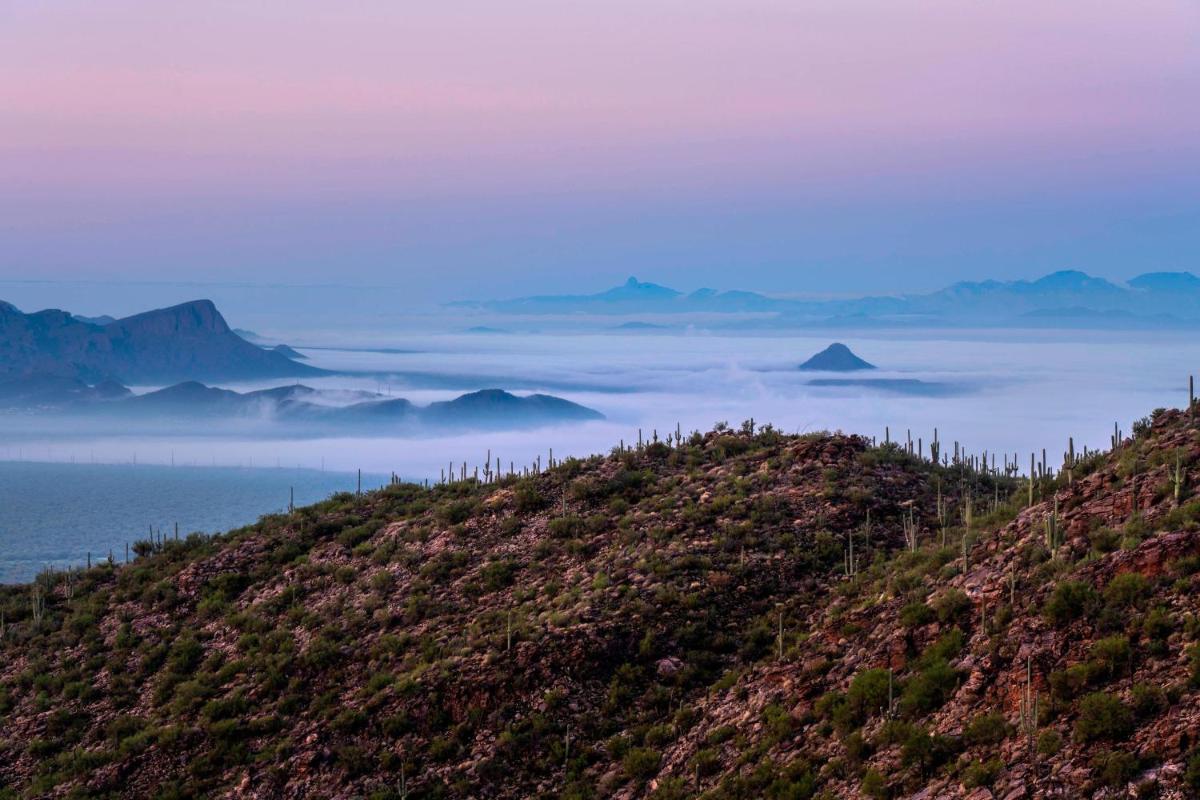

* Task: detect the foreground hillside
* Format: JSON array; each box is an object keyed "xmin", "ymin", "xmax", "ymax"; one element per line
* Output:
[{"xmin": 2, "ymin": 410, "xmax": 1200, "ymax": 798}]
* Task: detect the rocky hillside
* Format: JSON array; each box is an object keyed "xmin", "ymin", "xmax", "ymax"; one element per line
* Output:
[{"xmin": 2, "ymin": 409, "xmax": 1200, "ymax": 799}]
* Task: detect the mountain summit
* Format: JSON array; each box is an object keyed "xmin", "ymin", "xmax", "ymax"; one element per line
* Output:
[
  {"xmin": 798, "ymin": 342, "xmax": 876, "ymax": 371},
  {"xmin": 0, "ymin": 299, "xmax": 322, "ymax": 384}
]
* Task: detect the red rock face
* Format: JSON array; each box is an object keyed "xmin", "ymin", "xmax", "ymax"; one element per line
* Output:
[{"xmin": 1, "ymin": 410, "xmax": 1199, "ymax": 798}]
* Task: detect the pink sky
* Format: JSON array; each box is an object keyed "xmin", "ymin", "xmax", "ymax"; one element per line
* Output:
[{"xmin": 1, "ymin": 0, "xmax": 1198, "ymax": 297}]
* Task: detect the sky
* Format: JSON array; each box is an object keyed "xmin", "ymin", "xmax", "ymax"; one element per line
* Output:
[{"xmin": 1, "ymin": 0, "xmax": 1198, "ymax": 307}]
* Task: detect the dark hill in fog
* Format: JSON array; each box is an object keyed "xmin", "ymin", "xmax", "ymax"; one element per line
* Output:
[
  {"xmin": 75, "ymin": 383, "xmax": 604, "ymax": 432},
  {"xmin": 798, "ymin": 342, "xmax": 876, "ymax": 371},
  {"xmin": 0, "ymin": 299, "xmax": 321, "ymax": 384}
]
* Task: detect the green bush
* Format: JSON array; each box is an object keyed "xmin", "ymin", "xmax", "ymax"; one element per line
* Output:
[
  {"xmin": 1089, "ymin": 527, "xmax": 1121, "ymax": 555},
  {"xmin": 1044, "ymin": 580, "xmax": 1098, "ymax": 627},
  {"xmin": 622, "ymin": 747, "xmax": 661, "ymax": 781},
  {"xmin": 691, "ymin": 748, "xmax": 721, "ymax": 778},
  {"xmin": 762, "ymin": 703, "xmax": 796, "ymax": 741},
  {"xmin": 1089, "ymin": 636, "xmax": 1131, "ymax": 680},
  {"xmin": 845, "ymin": 668, "xmax": 893, "ymax": 722},
  {"xmin": 964, "ymin": 712, "xmax": 1009, "ymax": 746},
  {"xmin": 548, "ymin": 515, "xmax": 584, "ymax": 539},
  {"xmin": 1049, "ymin": 663, "xmax": 1093, "ymax": 701},
  {"xmin": 933, "ymin": 589, "xmax": 972, "ymax": 626},
  {"xmin": 479, "ymin": 559, "xmax": 518, "ymax": 591},
  {"xmin": 1091, "ymin": 750, "xmax": 1138, "ymax": 788},
  {"xmin": 1104, "ymin": 573, "xmax": 1150, "ymax": 609},
  {"xmin": 899, "ymin": 726, "xmax": 957, "ymax": 775},
  {"xmin": 899, "ymin": 602, "xmax": 934, "ymax": 628},
  {"xmin": 1075, "ymin": 693, "xmax": 1133, "ymax": 742},
  {"xmin": 512, "ymin": 482, "xmax": 546, "ymax": 512},
  {"xmin": 1036, "ymin": 729, "xmax": 1062, "ymax": 756},
  {"xmin": 1142, "ymin": 606, "xmax": 1174, "ymax": 645},
  {"xmin": 900, "ymin": 659, "xmax": 958, "ymax": 716},
  {"xmin": 1130, "ymin": 683, "xmax": 1166, "ymax": 718},
  {"xmin": 919, "ymin": 628, "xmax": 965, "ymax": 666},
  {"xmin": 961, "ymin": 758, "xmax": 1002, "ymax": 789},
  {"xmin": 437, "ymin": 499, "xmax": 476, "ymax": 525},
  {"xmin": 1185, "ymin": 748, "xmax": 1200, "ymax": 796},
  {"xmin": 861, "ymin": 768, "xmax": 888, "ymax": 799}
]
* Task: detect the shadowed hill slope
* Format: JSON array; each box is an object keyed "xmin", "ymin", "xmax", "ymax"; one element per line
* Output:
[
  {"xmin": 0, "ymin": 299, "xmax": 320, "ymax": 384},
  {"xmin": 2, "ymin": 410, "xmax": 1200, "ymax": 798}
]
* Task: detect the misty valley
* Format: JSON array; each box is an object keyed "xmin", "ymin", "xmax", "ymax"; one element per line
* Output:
[{"xmin": 2, "ymin": 282, "xmax": 1198, "ymax": 589}]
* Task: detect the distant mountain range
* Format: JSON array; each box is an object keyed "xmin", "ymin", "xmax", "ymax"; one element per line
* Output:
[
  {"xmin": 450, "ymin": 276, "xmax": 790, "ymax": 315},
  {"xmin": 0, "ymin": 379, "xmax": 603, "ymax": 432},
  {"xmin": 453, "ymin": 270, "xmax": 1200, "ymax": 328},
  {"xmin": 0, "ymin": 299, "xmax": 320, "ymax": 385}
]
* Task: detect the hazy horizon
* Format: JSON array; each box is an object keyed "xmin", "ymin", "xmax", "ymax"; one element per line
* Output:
[{"xmin": 3, "ymin": 1, "xmax": 1197, "ymax": 302}]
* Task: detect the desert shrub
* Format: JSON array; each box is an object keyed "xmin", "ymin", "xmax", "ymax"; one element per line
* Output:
[
  {"xmin": 861, "ymin": 768, "xmax": 888, "ymax": 799},
  {"xmin": 845, "ymin": 669, "xmax": 893, "ymax": 723},
  {"xmin": 843, "ymin": 730, "xmax": 869, "ymax": 765},
  {"xmin": 961, "ymin": 758, "xmax": 1003, "ymax": 789},
  {"xmin": 1049, "ymin": 663, "xmax": 1093, "ymax": 701},
  {"xmin": 900, "ymin": 659, "xmax": 958, "ymax": 716},
  {"xmin": 1185, "ymin": 749, "xmax": 1200, "ymax": 796},
  {"xmin": 622, "ymin": 747, "xmax": 661, "ymax": 781},
  {"xmin": 1037, "ymin": 730, "xmax": 1063, "ymax": 756},
  {"xmin": 1142, "ymin": 606, "xmax": 1174, "ymax": 645},
  {"xmin": 1044, "ymin": 580, "xmax": 1098, "ymax": 627},
  {"xmin": 437, "ymin": 499, "xmax": 476, "ymax": 525},
  {"xmin": 1089, "ymin": 527, "xmax": 1121, "ymax": 555},
  {"xmin": 964, "ymin": 712, "xmax": 1009, "ymax": 746},
  {"xmin": 762, "ymin": 703, "xmax": 796, "ymax": 742},
  {"xmin": 1075, "ymin": 693, "xmax": 1133, "ymax": 743},
  {"xmin": 337, "ymin": 523, "xmax": 377, "ymax": 549},
  {"xmin": 919, "ymin": 628, "xmax": 965, "ymax": 666},
  {"xmin": 1130, "ymin": 683, "xmax": 1166, "ymax": 718},
  {"xmin": 1091, "ymin": 750, "xmax": 1138, "ymax": 788},
  {"xmin": 513, "ymin": 482, "xmax": 546, "ymax": 512},
  {"xmin": 548, "ymin": 515, "xmax": 584, "ymax": 539},
  {"xmin": 899, "ymin": 602, "xmax": 934, "ymax": 628},
  {"xmin": 899, "ymin": 726, "xmax": 957, "ymax": 775},
  {"xmin": 166, "ymin": 635, "xmax": 204, "ymax": 675},
  {"xmin": 1089, "ymin": 636, "xmax": 1131, "ymax": 680},
  {"xmin": 1104, "ymin": 573, "xmax": 1150, "ymax": 609},
  {"xmin": 692, "ymin": 748, "xmax": 721, "ymax": 778},
  {"xmin": 643, "ymin": 724, "xmax": 674, "ymax": 748},
  {"xmin": 480, "ymin": 559, "xmax": 518, "ymax": 591},
  {"xmin": 933, "ymin": 589, "xmax": 972, "ymax": 626}
]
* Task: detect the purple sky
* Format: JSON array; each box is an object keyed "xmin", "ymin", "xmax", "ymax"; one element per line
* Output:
[{"xmin": 1, "ymin": 0, "xmax": 1198, "ymax": 303}]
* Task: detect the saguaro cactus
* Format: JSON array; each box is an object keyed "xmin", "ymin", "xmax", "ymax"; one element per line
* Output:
[
  {"xmin": 1044, "ymin": 498, "xmax": 1060, "ymax": 552},
  {"xmin": 1173, "ymin": 456, "xmax": 1187, "ymax": 504},
  {"xmin": 902, "ymin": 506, "xmax": 918, "ymax": 552},
  {"xmin": 1019, "ymin": 655, "xmax": 1038, "ymax": 758}
]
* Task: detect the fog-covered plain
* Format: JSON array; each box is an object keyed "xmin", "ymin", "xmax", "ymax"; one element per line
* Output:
[{"xmin": 1, "ymin": 328, "xmax": 1195, "ymax": 482}]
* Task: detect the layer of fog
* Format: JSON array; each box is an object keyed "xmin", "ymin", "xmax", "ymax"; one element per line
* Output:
[{"xmin": 1, "ymin": 328, "xmax": 1194, "ymax": 482}]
